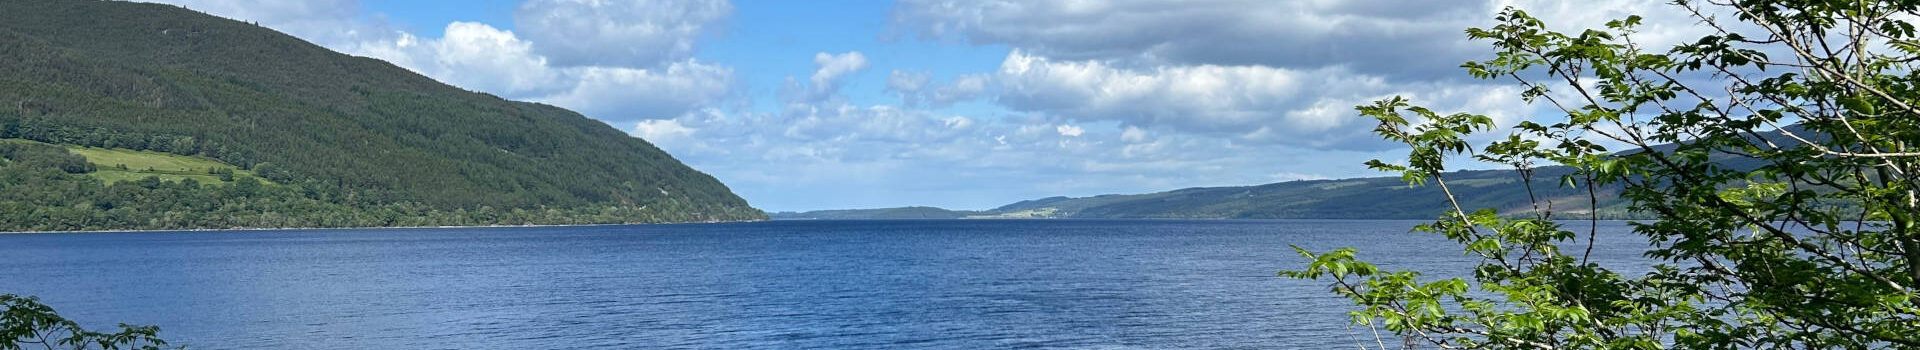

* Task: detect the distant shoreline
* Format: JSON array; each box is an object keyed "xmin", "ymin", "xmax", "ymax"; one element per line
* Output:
[{"xmin": 771, "ymin": 217, "xmax": 1643, "ymax": 222}]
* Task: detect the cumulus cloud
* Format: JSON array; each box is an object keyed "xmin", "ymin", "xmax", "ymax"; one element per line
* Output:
[
  {"xmin": 535, "ymin": 63, "xmax": 734, "ymax": 120},
  {"xmin": 633, "ymin": 118, "xmax": 697, "ymax": 146},
  {"xmin": 879, "ymin": 0, "xmax": 1688, "ymax": 152},
  {"xmin": 1055, "ymin": 124, "xmax": 1084, "ymax": 137},
  {"xmin": 809, "ymin": 52, "xmax": 870, "ymax": 97},
  {"xmin": 992, "ymin": 51, "xmax": 1536, "ymax": 150},
  {"xmin": 1120, "ymin": 126, "xmax": 1149, "ymax": 143},
  {"xmin": 639, "ymin": 103, "xmax": 1385, "ymax": 210},
  {"xmin": 514, "ymin": 0, "xmax": 732, "ymax": 67},
  {"xmin": 355, "ymin": 22, "xmax": 562, "ymax": 97},
  {"xmin": 621, "ymin": 51, "xmax": 1389, "ymax": 210},
  {"xmin": 141, "ymin": 0, "xmax": 1731, "ymax": 211},
  {"xmin": 887, "ymin": 70, "xmax": 991, "ymax": 107},
  {"xmin": 886, "ymin": 70, "xmax": 931, "ymax": 93},
  {"xmin": 925, "ymin": 73, "xmax": 991, "ymax": 107},
  {"xmin": 349, "ymin": 21, "xmax": 732, "ymax": 123},
  {"xmin": 891, "ymin": 0, "xmax": 1486, "ymax": 80},
  {"xmin": 891, "ymin": 0, "xmax": 1709, "ymax": 81}
]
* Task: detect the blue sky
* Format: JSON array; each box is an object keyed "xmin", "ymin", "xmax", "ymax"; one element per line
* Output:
[{"xmin": 144, "ymin": 0, "xmax": 1696, "ymax": 212}]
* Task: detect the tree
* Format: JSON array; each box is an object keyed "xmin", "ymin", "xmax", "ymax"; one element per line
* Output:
[
  {"xmin": 230, "ymin": 177, "xmax": 260, "ymax": 197},
  {"xmin": 1, "ymin": 294, "xmax": 173, "ymax": 350},
  {"xmin": 1285, "ymin": 0, "xmax": 1920, "ymax": 348}
]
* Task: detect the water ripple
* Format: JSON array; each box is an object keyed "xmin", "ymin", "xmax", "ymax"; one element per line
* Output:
[{"xmin": 0, "ymin": 219, "xmax": 1646, "ymax": 349}]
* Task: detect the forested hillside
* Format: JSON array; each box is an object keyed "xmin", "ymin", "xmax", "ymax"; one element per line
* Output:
[{"xmin": 0, "ymin": 0, "xmax": 763, "ymax": 231}]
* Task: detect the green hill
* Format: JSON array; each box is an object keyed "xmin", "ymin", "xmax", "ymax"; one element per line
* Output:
[{"xmin": 0, "ymin": 0, "xmax": 763, "ymax": 231}]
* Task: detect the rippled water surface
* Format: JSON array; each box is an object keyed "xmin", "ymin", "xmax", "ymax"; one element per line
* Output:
[{"xmin": 0, "ymin": 219, "xmax": 1643, "ymax": 349}]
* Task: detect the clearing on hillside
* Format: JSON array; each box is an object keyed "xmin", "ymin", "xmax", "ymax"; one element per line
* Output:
[
  {"xmin": 69, "ymin": 146, "xmax": 268, "ymax": 185},
  {"xmin": 3, "ymin": 139, "xmax": 267, "ymax": 185}
]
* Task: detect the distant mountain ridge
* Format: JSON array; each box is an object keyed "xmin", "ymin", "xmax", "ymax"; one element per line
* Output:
[
  {"xmin": 775, "ymin": 127, "xmax": 1821, "ymax": 221},
  {"xmin": 774, "ymin": 165, "xmax": 1628, "ymax": 220},
  {"xmin": 0, "ymin": 0, "xmax": 762, "ymax": 231}
]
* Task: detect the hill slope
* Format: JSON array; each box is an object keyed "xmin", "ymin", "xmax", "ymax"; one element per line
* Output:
[
  {"xmin": 979, "ymin": 167, "xmax": 1629, "ymax": 219},
  {"xmin": 0, "ymin": 0, "xmax": 763, "ymax": 231}
]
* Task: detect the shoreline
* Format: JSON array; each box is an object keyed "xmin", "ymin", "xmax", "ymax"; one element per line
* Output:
[
  {"xmin": 0, "ymin": 219, "xmax": 764, "ymax": 235},
  {"xmin": 3, "ymin": 217, "xmax": 1659, "ymax": 235}
]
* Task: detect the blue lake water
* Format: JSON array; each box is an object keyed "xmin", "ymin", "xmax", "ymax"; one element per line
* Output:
[{"xmin": 0, "ymin": 219, "xmax": 1644, "ymax": 349}]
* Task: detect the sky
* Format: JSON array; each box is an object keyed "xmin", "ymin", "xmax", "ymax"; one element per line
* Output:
[{"xmin": 138, "ymin": 0, "xmax": 1708, "ymax": 212}]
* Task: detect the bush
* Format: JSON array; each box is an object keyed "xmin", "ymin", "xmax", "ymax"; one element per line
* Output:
[
  {"xmin": 1, "ymin": 294, "xmax": 173, "ymax": 350},
  {"xmin": 1286, "ymin": 1, "xmax": 1920, "ymax": 348}
]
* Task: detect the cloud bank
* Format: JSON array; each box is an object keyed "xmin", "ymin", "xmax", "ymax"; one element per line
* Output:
[{"xmin": 143, "ymin": 0, "xmax": 1715, "ymax": 211}]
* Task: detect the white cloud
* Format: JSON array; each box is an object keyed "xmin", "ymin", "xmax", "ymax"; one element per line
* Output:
[
  {"xmin": 883, "ymin": 0, "xmax": 1715, "ymax": 154},
  {"xmin": 514, "ymin": 0, "xmax": 732, "ymax": 67},
  {"xmin": 810, "ymin": 51, "xmax": 870, "ymax": 97},
  {"xmin": 411, "ymin": 22, "xmax": 562, "ymax": 96},
  {"xmin": 994, "ymin": 51, "xmax": 1536, "ymax": 150},
  {"xmin": 145, "ymin": 0, "xmax": 1379, "ymax": 211},
  {"xmin": 1120, "ymin": 126, "xmax": 1149, "ymax": 143},
  {"xmin": 348, "ymin": 22, "xmax": 734, "ymax": 124},
  {"xmin": 887, "ymin": 70, "xmax": 991, "ymax": 107},
  {"xmin": 927, "ymin": 73, "xmax": 991, "ymax": 107},
  {"xmin": 943, "ymin": 116, "xmax": 975, "ymax": 129},
  {"xmin": 535, "ymin": 62, "xmax": 734, "ymax": 121},
  {"xmin": 1055, "ymin": 124, "xmax": 1084, "ymax": 137},
  {"xmin": 892, "ymin": 0, "xmax": 1711, "ymax": 81},
  {"xmin": 886, "ymin": 70, "xmax": 931, "ymax": 93},
  {"xmin": 891, "ymin": 0, "xmax": 1487, "ymax": 80},
  {"xmin": 633, "ymin": 118, "xmax": 697, "ymax": 146},
  {"xmin": 643, "ymin": 102, "xmax": 1390, "ymax": 211}
]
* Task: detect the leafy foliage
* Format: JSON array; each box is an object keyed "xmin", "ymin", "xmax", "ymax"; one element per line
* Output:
[
  {"xmin": 1, "ymin": 294, "xmax": 173, "ymax": 350},
  {"xmin": 1286, "ymin": 1, "xmax": 1920, "ymax": 348},
  {"xmin": 0, "ymin": 0, "xmax": 764, "ymax": 231},
  {"xmin": 0, "ymin": 142, "xmax": 92, "ymax": 174}
]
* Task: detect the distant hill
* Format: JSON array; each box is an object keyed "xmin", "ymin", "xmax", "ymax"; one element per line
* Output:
[
  {"xmin": 776, "ymin": 166, "xmax": 1629, "ymax": 221},
  {"xmin": 778, "ymin": 127, "xmax": 1821, "ymax": 221},
  {"xmin": 0, "ymin": 0, "xmax": 762, "ymax": 231},
  {"xmin": 987, "ymin": 167, "xmax": 1626, "ymax": 219}
]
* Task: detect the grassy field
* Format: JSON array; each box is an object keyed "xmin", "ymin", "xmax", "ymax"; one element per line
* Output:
[{"xmin": 3, "ymin": 138, "xmax": 268, "ymax": 185}]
